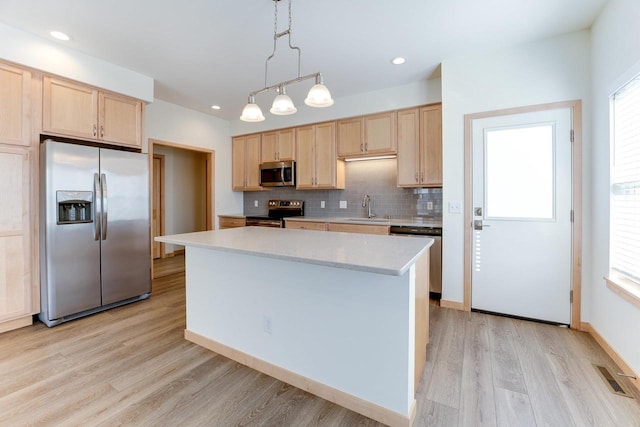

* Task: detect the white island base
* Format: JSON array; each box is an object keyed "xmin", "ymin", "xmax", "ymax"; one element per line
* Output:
[{"xmin": 157, "ymin": 228, "xmax": 431, "ymax": 427}]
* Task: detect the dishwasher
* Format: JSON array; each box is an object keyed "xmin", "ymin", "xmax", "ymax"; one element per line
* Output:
[{"xmin": 390, "ymin": 225, "xmax": 442, "ymax": 299}]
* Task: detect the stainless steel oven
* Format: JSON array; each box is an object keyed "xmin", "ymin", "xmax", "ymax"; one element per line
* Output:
[{"xmin": 245, "ymin": 200, "xmax": 304, "ymax": 228}]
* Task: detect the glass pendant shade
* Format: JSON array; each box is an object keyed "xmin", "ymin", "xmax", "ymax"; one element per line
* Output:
[
  {"xmin": 240, "ymin": 102, "xmax": 265, "ymax": 122},
  {"xmin": 304, "ymin": 83, "xmax": 334, "ymax": 107},
  {"xmin": 270, "ymin": 94, "xmax": 297, "ymax": 115}
]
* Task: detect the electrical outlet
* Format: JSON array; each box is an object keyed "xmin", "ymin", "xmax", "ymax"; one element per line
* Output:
[
  {"xmin": 320, "ymin": 201, "xmax": 325, "ymax": 209},
  {"xmin": 427, "ymin": 201, "xmax": 433, "ymax": 210},
  {"xmin": 263, "ymin": 316, "xmax": 272, "ymax": 334},
  {"xmin": 254, "ymin": 200, "xmax": 258, "ymax": 207},
  {"xmin": 339, "ymin": 200, "xmax": 347, "ymax": 209}
]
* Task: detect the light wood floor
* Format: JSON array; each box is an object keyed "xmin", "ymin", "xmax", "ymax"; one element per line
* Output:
[{"xmin": 1, "ymin": 255, "xmax": 639, "ymax": 426}]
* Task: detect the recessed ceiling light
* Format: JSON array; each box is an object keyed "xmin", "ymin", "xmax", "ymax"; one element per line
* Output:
[
  {"xmin": 211, "ymin": 105, "xmax": 221, "ymax": 110},
  {"xmin": 50, "ymin": 31, "xmax": 71, "ymax": 41},
  {"xmin": 391, "ymin": 57, "xmax": 406, "ymax": 65}
]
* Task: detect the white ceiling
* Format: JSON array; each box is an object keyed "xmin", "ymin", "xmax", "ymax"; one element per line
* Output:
[{"xmin": 0, "ymin": 0, "xmax": 607, "ymax": 121}]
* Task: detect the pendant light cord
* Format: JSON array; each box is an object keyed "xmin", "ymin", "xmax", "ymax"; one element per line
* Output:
[{"xmin": 264, "ymin": 0, "xmax": 301, "ymax": 88}]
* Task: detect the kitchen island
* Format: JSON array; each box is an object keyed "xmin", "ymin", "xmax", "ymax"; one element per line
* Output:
[{"xmin": 156, "ymin": 227, "xmax": 432, "ymax": 427}]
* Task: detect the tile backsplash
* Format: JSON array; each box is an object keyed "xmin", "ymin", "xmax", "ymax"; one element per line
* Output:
[{"xmin": 243, "ymin": 158, "xmax": 442, "ymax": 219}]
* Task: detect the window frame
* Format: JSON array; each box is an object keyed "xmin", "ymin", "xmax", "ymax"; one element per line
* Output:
[{"xmin": 606, "ymin": 73, "xmax": 640, "ymax": 309}]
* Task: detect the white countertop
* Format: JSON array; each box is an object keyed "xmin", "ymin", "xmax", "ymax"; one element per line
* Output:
[
  {"xmin": 156, "ymin": 227, "xmax": 432, "ymax": 276},
  {"xmin": 284, "ymin": 216, "xmax": 443, "ymax": 228}
]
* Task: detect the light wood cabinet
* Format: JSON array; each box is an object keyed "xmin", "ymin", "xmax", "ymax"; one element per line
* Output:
[
  {"xmin": 0, "ymin": 63, "xmax": 31, "ymax": 147},
  {"xmin": 337, "ymin": 117, "xmax": 363, "ymax": 157},
  {"xmin": 285, "ymin": 220, "xmax": 327, "ymax": 231},
  {"xmin": 326, "ymin": 223, "xmax": 390, "ymax": 235},
  {"xmin": 397, "ymin": 104, "xmax": 442, "ymax": 187},
  {"xmin": 0, "ymin": 145, "xmax": 34, "ymax": 332},
  {"xmin": 296, "ymin": 122, "xmax": 345, "ymax": 190},
  {"xmin": 261, "ymin": 128, "xmax": 295, "ymax": 162},
  {"xmin": 232, "ymin": 134, "xmax": 264, "ymax": 191},
  {"xmin": 218, "ymin": 216, "xmax": 246, "ymax": 229},
  {"xmin": 337, "ymin": 112, "xmax": 396, "ymax": 158},
  {"xmin": 43, "ymin": 76, "xmax": 143, "ymax": 148}
]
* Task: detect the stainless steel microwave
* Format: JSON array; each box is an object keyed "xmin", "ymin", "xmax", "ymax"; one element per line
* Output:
[{"xmin": 260, "ymin": 161, "xmax": 295, "ymax": 187}]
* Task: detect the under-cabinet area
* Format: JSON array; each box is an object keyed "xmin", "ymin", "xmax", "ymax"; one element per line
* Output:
[{"xmin": 231, "ymin": 103, "xmax": 441, "ymax": 192}]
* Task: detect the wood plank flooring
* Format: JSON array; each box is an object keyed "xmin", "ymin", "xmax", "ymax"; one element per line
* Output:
[{"xmin": 1, "ymin": 255, "xmax": 639, "ymax": 426}]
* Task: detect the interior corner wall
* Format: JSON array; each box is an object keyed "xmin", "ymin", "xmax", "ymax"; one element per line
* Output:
[
  {"xmin": 440, "ymin": 30, "xmax": 592, "ymax": 305},
  {"xmin": 590, "ymin": 0, "xmax": 640, "ymax": 377},
  {"xmin": 145, "ymin": 99, "xmax": 243, "ymax": 231}
]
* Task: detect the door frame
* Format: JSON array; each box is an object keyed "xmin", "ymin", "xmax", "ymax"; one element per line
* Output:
[
  {"xmin": 148, "ymin": 138, "xmax": 215, "ymax": 271},
  {"xmin": 152, "ymin": 153, "xmax": 165, "ymax": 259},
  {"xmin": 463, "ymin": 100, "xmax": 582, "ymax": 328}
]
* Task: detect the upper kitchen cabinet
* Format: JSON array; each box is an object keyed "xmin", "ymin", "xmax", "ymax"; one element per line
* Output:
[
  {"xmin": 337, "ymin": 112, "xmax": 397, "ymax": 158},
  {"xmin": 0, "ymin": 62, "xmax": 31, "ymax": 147},
  {"xmin": 296, "ymin": 122, "xmax": 345, "ymax": 190},
  {"xmin": 232, "ymin": 134, "xmax": 264, "ymax": 191},
  {"xmin": 261, "ymin": 128, "xmax": 295, "ymax": 162},
  {"xmin": 42, "ymin": 76, "xmax": 143, "ymax": 148},
  {"xmin": 397, "ymin": 104, "xmax": 442, "ymax": 187}
]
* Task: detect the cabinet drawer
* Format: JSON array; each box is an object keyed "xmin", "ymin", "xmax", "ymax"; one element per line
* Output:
[
  {"xmin": 285, "ymin": 221, "xmax": 327, "ymax": 231},
  {"xmin": 326, "ymin": 223, "xmax": 389, "ymax": 235},
  {"xmin": 219, "ymin": 217, "xmax": 246, "ymax": 229}
]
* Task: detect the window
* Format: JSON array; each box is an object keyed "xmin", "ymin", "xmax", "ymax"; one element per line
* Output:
[{"xmin": 610, "ymin": 74, "xmax": 640, "ymax": 288}]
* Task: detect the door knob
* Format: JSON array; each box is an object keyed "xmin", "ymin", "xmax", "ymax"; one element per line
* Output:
[{"xmin": 474, "ymin": 220, "xmax": 491, "ymax": 230}]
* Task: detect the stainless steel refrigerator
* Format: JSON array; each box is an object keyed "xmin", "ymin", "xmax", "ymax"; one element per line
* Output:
[{"xmin": 39, "ymin": 139, "xmax": 151, "ymax": 327}]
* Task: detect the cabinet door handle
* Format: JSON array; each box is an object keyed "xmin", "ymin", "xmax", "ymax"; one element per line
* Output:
[
  {"xmin": 415, "ymin": 172, "xmax": 419, "ymax": 182},
  {"xmin": 360, "ymin": 143, "xmax": 363, "ymax": 152},
  {"xmin": 100, "ymin": 125, "xmax": 104, "ymax": 138},
  {"xmin": 365, "ymin": 143, "xmax": 368, "ymax": 152},
  {"xmin": 93, "ymin": 124, "xmax": 97, "ymax": 137}
]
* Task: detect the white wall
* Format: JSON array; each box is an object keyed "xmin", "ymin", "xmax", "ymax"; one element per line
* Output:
[
  {"xmin": 440, "ymin": 31, "xmax": 592, "ymax": 304},
  {"xmin": 154, "ymin": 145, "xmax": 207, "ymax": 255},
  {"xmin": 0, "ymin": 22, "xmax": 153, "ymax": 102},
  {"xmin": 230, "ymin": 79, "xmax": 442, "ymax": 136},
  {"xmin": 590, "ymin": 0, "xmax": 640, "ymax": 376},
  {"xmin": 145, "ymin": 99, "xmax": 243, "ymax": 230}
]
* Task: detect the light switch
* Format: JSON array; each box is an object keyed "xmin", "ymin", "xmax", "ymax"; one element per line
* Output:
[
  {"xmin": 321, "ymin": 201, "xmax": 325, "ymax": 208},
  {"xmin": 448, "ymin": 201, "xmax": 462, "ymax": 214},
  {"xmin": 339, "ymin": 200, "xmax": 347, "ymax": 209},
  {"xmin": 254, "ymin": 200, "xmax": 258, "ymax": 207}
]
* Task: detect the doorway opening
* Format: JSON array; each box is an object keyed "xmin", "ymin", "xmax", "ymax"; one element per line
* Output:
[{"xmin": 149, "ymin": 139, "xmax": 215, "ymax": 279}]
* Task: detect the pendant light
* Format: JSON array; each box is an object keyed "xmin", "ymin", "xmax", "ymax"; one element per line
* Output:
[{"xmin": 240, "ymin": 0, "xmax": 333, "ymax": 122}]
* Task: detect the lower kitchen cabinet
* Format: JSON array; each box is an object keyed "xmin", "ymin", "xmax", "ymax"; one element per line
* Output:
[
  {"xmin": 0, "ymin": 145, "xmax": 36, "ymax": 332},
  {"xmin": 285, "ymin": 221, "xmax": 327, "ymax": 231},
  {"xmin": 218, "ymin": 216, "xmax": 246, "ymax": 229},
  {"xmin": 326, "ymin": 223, "xmax": 390, "ymax": 235}
]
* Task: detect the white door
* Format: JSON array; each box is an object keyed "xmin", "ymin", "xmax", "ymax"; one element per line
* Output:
[{"xmin": 471, "ymin": 108, "xmax": 572, "ymax": 324}]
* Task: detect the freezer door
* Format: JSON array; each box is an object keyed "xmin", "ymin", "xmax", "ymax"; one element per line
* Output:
[
  {"xmin": 42, "ymin": 140, "xmax": 101, "ymax": 319},
  {"xmin": 99, "ymin": 148, "xmax": 151, "ymax": 304}
]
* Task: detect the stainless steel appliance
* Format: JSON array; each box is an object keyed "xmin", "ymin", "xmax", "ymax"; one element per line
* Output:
[
  {"xmin": 39, "ymin": 139, "xmax": 151, "ymax": 327},
  {"xmin": 260, "ymin": 161, "xmax": 295, "ymax": 187},
  {"xmin": 245, "ymin": 200, "xmax": 304, "ymax": 227},
  {"xmin": 390, "ymin": 225, "xmax": 442, "ymax": 297}
]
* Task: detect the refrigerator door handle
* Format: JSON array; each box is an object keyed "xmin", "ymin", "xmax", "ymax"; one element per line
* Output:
[
  {"xmin": 101, "ymin": 173, "xmax": 108, "ymax": 240},
  {"xmin": 93, "ymin": 173, "xmax": 101, "ymax": 241}
]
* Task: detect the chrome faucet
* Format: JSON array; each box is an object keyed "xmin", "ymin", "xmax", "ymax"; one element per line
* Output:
[{"xmin": 362, "ymin": 194, "xmax": 375, "ymax": 218}]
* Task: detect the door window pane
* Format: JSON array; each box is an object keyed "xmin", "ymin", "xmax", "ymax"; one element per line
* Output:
[{"xmin": 485, "ymin": 125, "xmax": 554, "ymax": 219}]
